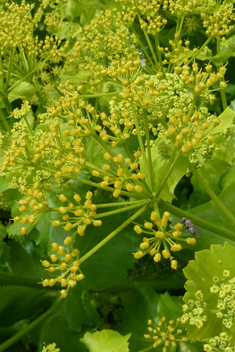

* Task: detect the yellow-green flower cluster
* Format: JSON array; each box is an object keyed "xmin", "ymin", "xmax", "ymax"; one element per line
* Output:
[
  {"xmin": 210, "ymin": 270, "xmax": 235, "ymax": 330},
  {"xmin": 52, "ymin": 191, "xmax": 102, "ymax": 239},
  {"xmin": 116, "ymin": 0, "xmax": 167, "ymax": 35},
  {"xmin": 144, "ymin": 317, "xmax": 188, "ymax": 351},
  {"xmin": 133, "ymin": 211, "xmax": 196, "ymax": 270},
  {"xmin": 14, "ymin": 188, "xmax": 49, "ymax": 235},
  {"xmin": 204, "ymin": 332, "xmax": 235, "ymax": 352},
  {"xmin": 41, "ymin": 343, "xmax": 60, "ymax": 352},
  {"xmin": 91, "ymin": 150, "xmax": 146, "ymax": 197},
  {"xmin": 67, "ymin": 8, "xmax": 139, "ymax": 85},
  {"xmin": 41, "ymin": 242, "xmax": 85, "ymax": 298},
  {"xmin": 181, "ymin": 290, "xmax": 207, "ymax": 329}
]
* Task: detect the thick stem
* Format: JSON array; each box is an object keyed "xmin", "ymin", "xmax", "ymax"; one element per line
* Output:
[
  {"xmin": 216, "ymin": 37, "xmax": 228, "ymax": 110},
  {"xmin": 131, "ymin": 103, "xmax": 151, "ymax": 187},
  {"xmin": 188, "ymin": 36, "xmax": 213, "ymax": 65},
  {"xmin": 79, "ymin": 205, "xmax": 148, "ymax": 264},
  {"xmin": 143, "ymin": 110, "xmax": 155, "ymax": 191},
  {"xmin": 154, "ymin": 34, "xmax": 164, "ymax": 73},
  {"xmin": 137, "ymin": 346, "xmax": 154, "ymax": 352},
  {"xmin": 94, "ymin": 199, "xmax": 150, "ymax": 219},
  {"xmin": 131, "ymin": 25, "xmax": 155, "ymax": 68},
  {"xmin": 0, "ymin": 273, "xmax": 59, "ymax": 290},
  {"xmin": 0, "ymin": 299, "xmax": 62, "ymax": 352},
  {"xmin": 137, "ymin": 13, "xmax": 159, "ymax": 68},
  {"xmin": 189, "ymin": 163, "xmax": 235, "ymax": 228},
  {"xmin": 159, "ymin": 199, "xmax": 235, "ymax": 241},
  {"xmin": 0, "ymin": 108, "xmax": 11, "ymax": 133}
]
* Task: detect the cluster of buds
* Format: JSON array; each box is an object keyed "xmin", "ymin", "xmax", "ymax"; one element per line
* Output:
[
  {"xmin": 164, "ymin": 106, "xmax": 221, "ymax": 154},
  {"xmin": 52, "ymin": 191, "xmax": 102, "ymax": 239},
  {"xmin": 14, "ymin": 188, "xmax": 48, "ymax": 235},
  {"xmin": 41, "ymin": 242, "xmax": 85, "ymax": 298},
  {"xmin": 133, "ymin": 211, "xmax": 196, "ymax": 270},
  {"xmin": 144, "ymin": 317, "xmax": 188, "ymax": 351},
  {"xmin": 92, "ymin": 150, "xmax": 145, "ymax": 197}
]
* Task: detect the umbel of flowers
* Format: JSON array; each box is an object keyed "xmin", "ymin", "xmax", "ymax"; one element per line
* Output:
[{"xmin": 133, "ymin": 211, "xmax": 196, "ymax": 270}]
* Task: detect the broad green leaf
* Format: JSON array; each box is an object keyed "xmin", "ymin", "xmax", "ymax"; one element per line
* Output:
[
  {"xmin": 8, "ymin": 82, "xmax": 36, "ymax": 102},
  {"xmin": 75, "ymin": 213, "xmax": 140, "ymax": 291},
  {"xmin": 202, "ymin": 107, "xmax": 235, "ymax": 140},
  {"xmin": 38, "ymin": 289, "xmax": 101, "ymax": 352},
  {"xmin": 140, "ymin": 143, "xmax": 189, "ymax": 202},
  {"xmin": 0, "ymin": 176, "xmax": 9, "ymax": 192},
  {"xmin": 0, "ymin": 285, "xmax": 58, "ymax": 328},
  {"xmin": 172, "ymin": 182, "xmax": 235, "ymax": 251},
  {"xmin": 220, "ymin": 34, "xmax": 235, "ymax": 56},
  {"xmin": 80, "ymin": 330, "xmax": 131, "ymax": 352},
  {"xmin": 183, "ymin": 242, "xmax": 235, "ymax": 342},
  {"xmin": 115, "ymin": 285, "xmax": 201, "ymax": 351}
]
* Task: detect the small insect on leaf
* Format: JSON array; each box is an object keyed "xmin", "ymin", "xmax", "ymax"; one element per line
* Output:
[
  {"xmin": 139, "ymin": 53, "xmax": 146, "ymax": 67},
  {"xmin": 182, "ymin": 217, "xmax": 202, "ymax": 237}
]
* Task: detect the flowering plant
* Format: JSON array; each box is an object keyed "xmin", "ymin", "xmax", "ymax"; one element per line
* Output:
[{"xmin": 0, "ymin": 0, "xmax": 235, "ymax": 351}]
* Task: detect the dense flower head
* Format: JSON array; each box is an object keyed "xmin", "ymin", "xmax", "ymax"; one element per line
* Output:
[
  {"xmin": 51, "ymin": 190, "xmax": 102, "ymax": 238},
  {"xmin": 203, "ymin": 332, "xmax": 235, "ymax": 352},
  {"xmin": 144, "ymin": 316, "xmax": 188, "ymax": 350},
  {"xmin": 41, "ymin": 241, "xmax": 85, "ymax": 298},
  {"xmin": 181, "ymin": 290, "xmax": 208, "ymax": 329},
  {"xmin": 133, "ymin": 211, "xmax": 196, "ymax": 270},
  {"xmin": 41, "ymin": 343, "xmax": 60, "ymax": 352}
]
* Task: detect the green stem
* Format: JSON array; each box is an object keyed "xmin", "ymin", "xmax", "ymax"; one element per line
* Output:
[
  {"xmin": 1, "ymin": 96, "xmax": 12, "ymax": 120},
  {"xmin": 154, "ymin": 34, "xmax": 164, "ymax": 73},
  {"xmin": 94, "ymin": 200, "xmax": 150, "ymax": 219},
  {"xmin": 0, "ymin": 55, "xmax": 4, "ymax": 89},
  {"xmin": 101, "ymin": 277, "xmax": 186, "ymax": 293},
  {"xmin": 0, "ymin": 273, "xmax": 58, "ymax": 290},
  {"xmin": 4, "ymin": 48, "xmax": 16, "ymax": 92},
  {"xmin": 216, "ymin": 37, "xmax": 228, "ymax": 110},
  {"xmin": 188, "ymin": 36, "xmax": 213, "ymax": 65},
  {"xmin": 220, "ymin": 89, "xmax": 227, "ymax": 110},
  {"xmin": 0, "ymin": 108, "xmax": 11, "ymax": 133},
  {"xmin": 131, "ymin": 25, "xmax": 155, "ymax": 68},
  {"xmin": 81, "ymin": 92, "xmax": 120, "ymax": 98},
  {"xmin": 131, "ymin": 103, "xmax": 151, "ymax": 187},
  {"xmin": 0, "ymin": 299, "xmax": 62, "ymax": 352},
  {"xmin": 95, "ymin": 200, "xmax": 148, "ymax": 208},
  {"xmin": 79, "ymin": 205, "xmax": 148, "ymax": 264},
  {"xmin": 137, "ymin": 13, "xmax": 159, "ymax": 68},
  {"xmin": 137, "ymin": 346, "xmax": 154, "ymax": 352},
  {"xmin": 91, "ymin": 133, "xmax": 116, "ymax": 157},
  {"xmin": 159, "ymin": 199, "xmax": 235, "ymax": 241},
  {"xmin": 189, "ymin": 163, "xmax": 235, "ymax": 228},
  {"xmin": 156, "ymin": 149, "xmax": 182, "ymax": 197},
  {"xmin": 143, "ymin": 110, "xmax": 155, "ymax": 191},
  {"xmin": 7, "ymin": 55, "xmax": 52, "ymax": 93},
  {"xmin": 31, "ymin": 162, "xmax": 144, "ymax": 199},
  {"xmin": 23, "ymin": 115, "xmax": 33, "ymax": 135}
]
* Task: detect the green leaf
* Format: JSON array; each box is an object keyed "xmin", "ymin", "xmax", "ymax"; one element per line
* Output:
[
  {"xmin": 8, "ymin": 82, "xmax": 36, "ymax": 102},
  {"xmin": 183, "ymin": 242, "xmax": 235, "ymax": 342},
  {"xmin": 80, "ymin": 330, "xmax": 131, "ymax": 352},
  {"xmin": 0, "ymin": 176, "xmax": 9, "ymax": 192},
  {"xmin": 220, "ymin": 34, "xmax": 235, "ymax": 56},
  {"xmin": 202, "ymin": 107, "xmax": 235, "ymax": 140},
  {"xmin": 141, "ymin": 143, "xmax": 189, "ymax": 202},
  {"xmin": 0, "ymin": 285, "xmax": 58, "ymax": 328},
  {"xmin": 75, "ymin": 214, "xmax": 140, "ymax": 291},
  {"xmin": 115, "ymin": 285, "xmax": 201, "ymax": 351},
  {"xmin": 38, "ymin": 289, "xmax": 102, "ymax": 352}
]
